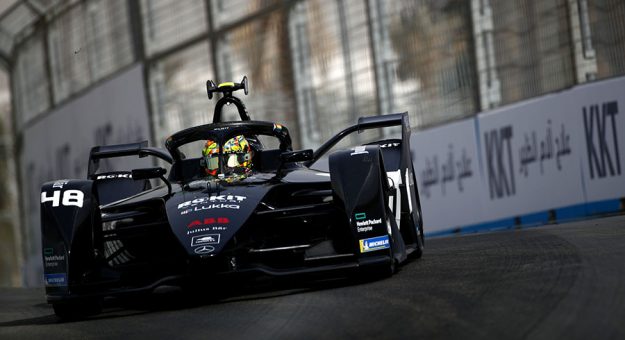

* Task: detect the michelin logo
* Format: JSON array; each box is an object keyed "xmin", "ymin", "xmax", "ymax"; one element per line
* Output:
[
  {"xmin": 359, "ymin": 235, "xmax": 390, "ymax": 253},
  {"xmin": 44, "ymin": 273, "xmax": 67, "ymax": 286},
  {"xmin": 356, "ymin": 218, "xmax": 382, "ymax": 232}
]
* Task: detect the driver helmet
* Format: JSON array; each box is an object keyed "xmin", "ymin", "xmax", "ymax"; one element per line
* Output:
[
  {"xmin": 202, "ymin": 139, "xmax": 220, "ymax": 177},
  {"xmin": 222, "ymin": 135, "xmax": 253, "ymax": 178},
  {"xmin": 201, "ymin": 135, "xmax": 253, "ymax": 180}
]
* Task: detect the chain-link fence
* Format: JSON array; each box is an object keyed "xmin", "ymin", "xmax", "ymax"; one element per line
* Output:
[{"xmin": 5, "ymin": 0, "xmax": 625, "ymax": 145}]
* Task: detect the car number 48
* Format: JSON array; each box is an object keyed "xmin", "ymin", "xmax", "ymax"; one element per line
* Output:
[{"xmin": 41, "ymin": 190, "xmax": 84, "ymax": 208}]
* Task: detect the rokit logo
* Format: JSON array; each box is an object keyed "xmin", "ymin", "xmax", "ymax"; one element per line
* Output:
[
  {"xmin": 179, "ymin": 195, "xmax": 246, "ymax": 214},
  {"xmin": 178, "ymin": 195, "xmax": 247, "ymax": 209},
  {"xmin": 379, "ymin": 142, "xmax": 400, "ymax": 148},
  {"xmin": 96, "ymin": 173, "xmax": 132, "ymax": 180}
]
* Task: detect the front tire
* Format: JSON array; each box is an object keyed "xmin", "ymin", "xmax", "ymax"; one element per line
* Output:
[{"xmin": 357, "ymin": 211, "xmax": 398, "ymax": 281}]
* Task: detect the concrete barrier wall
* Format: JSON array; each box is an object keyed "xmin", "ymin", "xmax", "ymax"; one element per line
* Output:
[
  {"xmin": 412, "ymin": 76, "xmax": 625, "ymax": 235},
  {"xmin": 18, "ymin": 64, "xmax": 152, "ymax": 286}
]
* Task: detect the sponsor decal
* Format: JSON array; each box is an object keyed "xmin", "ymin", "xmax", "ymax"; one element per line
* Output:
[
  {"xmin": 420, "ymin": 146, "xmax": 474, "ymax": 198},
  {"xmin": 356, "ymin": 218, "xmax": 382, "ymax": 233},
  {"xmin": 355, "ymin": 212, "xmax": 367, "ymax": 220},
  {"xmin": 181, "ymin": 204, "xmax": 239, "ymax": 215},
  {"xmin": 484, "ymin": 126, "xmax": 515, "ymax": 200},
  {"xmin": 187, "ymin": 226, "xmax": 228, "ymax": 235},
  {"xmin": 350, "ymin": 146, "xmax": 368, "ymax": 156},
  {"xmin": 188, "ymin": 217, "xmax": 230, "ymax": 228},
  {"xmin": 96, "ymin": 173, "xmax": 132, "ymax": 180},
  {"xmin": 583, "ymin": 101, "xmax": 620, "ymax": 179},
  {"xmin": 356, "ymin": 218, "xmax": 381, "ymax": 227},
  {"xmin": 194, "ymin": 245, "xmax": 215, "ymax": 254},
  {"xmin": 359, "ymin": 235, "xmax": 390, "ymax": 253},
  {"xmin": 44, "ymin": 273, "xmax": 67, "ymax": 286},
  {"xmin": 178, "ymin": 195, "xmax": 247, "ymax": 210},
  {"xmin": 191, "ymin": 234, "xmax": 220, "ymax": 247},
  {"xmin": 52, "ymin": 180, "xmax": 68, "ymax": 189},
  {"xmin": 44, "ymin": 254, "xmax": 65, "ymax": 268},
  {"xmin": 379, "ymin": 142, "xmax": 400, "ymax": 148},
  {"xmin": 41, "ymin": 189, "xmax": 84, "ymax": 208}
]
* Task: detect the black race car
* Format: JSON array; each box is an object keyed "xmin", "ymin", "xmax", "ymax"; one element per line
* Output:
[{"xmin": 40, "ymin": 77, "xmax": 424, "ymax": 319}]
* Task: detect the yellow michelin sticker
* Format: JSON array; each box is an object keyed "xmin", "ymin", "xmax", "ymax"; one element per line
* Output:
[{"xmin": 359, "ymin": 235, "xmax": 390, "ymax": 253}]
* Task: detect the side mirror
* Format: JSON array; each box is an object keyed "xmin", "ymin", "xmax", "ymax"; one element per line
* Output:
[
  {"xmin": 131, "ymin": 167, "xmax": 171, "ymax": 196},
  {"xmin": 280, "ymin": 149, "xmax": 313, "ymax": 163},
  {"xmin": 241, "ymin": 76, "xmax": 249, "ymax": 95}
]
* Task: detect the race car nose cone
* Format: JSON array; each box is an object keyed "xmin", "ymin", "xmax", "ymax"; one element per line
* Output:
[{"xmin": 165, "ymin": 186, "xmax": 269, "ymax": 257}]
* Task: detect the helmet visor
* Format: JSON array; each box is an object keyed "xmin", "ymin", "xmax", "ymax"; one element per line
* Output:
[
  {"xmin": 222, "ymin": 152, "xmax": 251, "ymax": 176},
  {"xmin": 223, "ymin": 152, "xmax": 251, "ymax": 168},
  {"xmin": 204, "ymin": 154, "xmax": 220, "ymax": 171}
]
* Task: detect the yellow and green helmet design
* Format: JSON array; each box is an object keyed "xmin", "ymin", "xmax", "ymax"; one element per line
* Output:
[
  {"xmin": 202, "ymin": 135, "xmax": 253, "ymax": 178},
  {"xmin": 202, "ymin": 139, "xmax": 220, "ymax": 176},
  {"xmin": 222, "ymin": 135, "xmax": 253, "ymax": 176}
]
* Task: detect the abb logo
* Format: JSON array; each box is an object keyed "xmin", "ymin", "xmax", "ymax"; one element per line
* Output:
[{"xmin": 187, "ymin": 217, "xmax": 230, "ymax": 228}]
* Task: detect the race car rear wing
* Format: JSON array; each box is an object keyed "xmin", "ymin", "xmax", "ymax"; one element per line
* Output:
[
  {"xmin": 307, "ymin": 112, "xmax": 410, "ymax": 166},
  {"xmin": 87, "ymin": 141, "xmax": 172, "ymax": 178}
]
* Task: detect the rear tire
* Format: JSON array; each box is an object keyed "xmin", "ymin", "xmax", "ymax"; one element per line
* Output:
[
  {"xmin": 410, "ymin": 209, "xmax": 424, "ymax": 259},
  {"xmin": 380, "ymin": 213, "xmax": 398, "ymax": 277},
  {"xmin": 53, "ymin": 298, "xmax": 103, "ymax": 320}
]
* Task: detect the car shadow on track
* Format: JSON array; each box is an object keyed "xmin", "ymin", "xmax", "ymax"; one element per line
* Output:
[{"xmin": 0, "ymin": 271, "xmax": 396, "ymax": 326}]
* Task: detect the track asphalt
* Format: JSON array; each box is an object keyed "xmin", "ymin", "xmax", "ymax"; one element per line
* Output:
[{"xmin": 1, "ymin": 215, "xmax": 624, "ymax": 339}]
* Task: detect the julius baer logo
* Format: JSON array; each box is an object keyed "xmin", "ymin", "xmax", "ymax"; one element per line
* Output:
[
  {"xmin": 179, "ymin": 195, "xmax": 246, "ymax": 215},
  {"xmin": 354, "ymin": 212, "xmax": 382, "ymax": 233}
]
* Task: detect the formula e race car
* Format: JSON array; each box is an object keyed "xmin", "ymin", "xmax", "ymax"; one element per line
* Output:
[{"xmin": 40, "ymin": 77, "xmax": 424, "ymax": 319}]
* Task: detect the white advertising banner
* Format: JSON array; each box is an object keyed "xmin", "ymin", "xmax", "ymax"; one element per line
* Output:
[
  {"xmin": 19, "ymin": 64, "xmax": 152, "ymax": 285},
  {"xmin": 412, "ymin": 76, "xmax": 625, "ymax": 235},
  {"xmin": 476, "ymin": 94, "xmax": 586, "ymax": 221},
  {"xmin": 570, "ymin": 77, "xmax": 625, "ymax": 202},
  {"xmin": 411, "ymin": 118, "xmax": 484, "ymax": 232}
]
